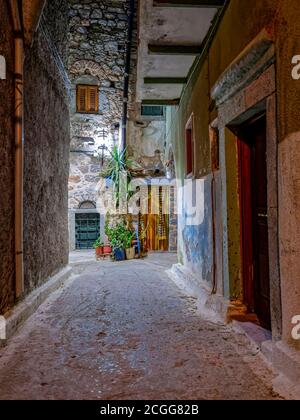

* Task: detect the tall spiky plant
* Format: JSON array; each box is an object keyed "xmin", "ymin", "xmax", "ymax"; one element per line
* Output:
[{"xmin": 100, "ymin": 146, "xmax": 133, "ymax": 209}]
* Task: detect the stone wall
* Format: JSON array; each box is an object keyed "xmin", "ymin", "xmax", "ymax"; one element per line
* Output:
[
  {"xmin": 0, "ymin": 1, "xmax": 16, "ymax": 314},
  {"xmin": 23, "ymin": 0, "xmax": 70, "ymax": 292},
  {"xmin": 276, "ymin": 0, "xmax": 300, "ymax": 350},
  {"xmin": 69, "ymin": 153, "xmax": 101, "ymax": 209},
  {"xmin": 67, "ymin": 0, "xmax": 135, "ymax": 135},
  {"xmin": 67, "ymin": 0, "xmax": 139, "ymax": 249},
  {"xmin": 68, "ymin": 0, "xmax": 134, "ymax": 213},
  {"xmin": 127, "ymin": 118, "xmax": 167, "ymax": 162}
]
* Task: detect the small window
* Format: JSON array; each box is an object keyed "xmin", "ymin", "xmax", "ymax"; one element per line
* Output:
[
  {"xmin": 76, "ymin": 85, "xmax": 99, "ymax": 113},
  {"xmin": 141, "ymin": 105, "xmax": 164, "ymax": 117},
  {"xmin": 185, "ymin": 115, "xmax": 194, "ymax": 177}
]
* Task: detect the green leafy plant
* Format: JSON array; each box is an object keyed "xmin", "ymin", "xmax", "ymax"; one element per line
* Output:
[
  {"xmin": 105, "ymin": 219, "xmax": 134, "ymax": 251},
  {"xmin": 93, "ymin": 236, "xmax": 104, "ymax": 249},
  {"xmin": 123, "ymin": 229, "xmax": 135, "ymax": 249},
  {"xmin": 105, "ymin": 223, "xmax": 121, "ymax": 250}
]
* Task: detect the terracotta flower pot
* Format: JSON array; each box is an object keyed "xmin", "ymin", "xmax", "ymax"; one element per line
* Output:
[
  {"xmin": 103, "ymin": 245, "xmax": 112, "ymax": 254},
  {"xmin": 96, "ymin": 246, "xmax": 104, "ymax": 257},
  {"xmin": 125, "ymin": 247, "xmax": 135, "ymax": 260}
]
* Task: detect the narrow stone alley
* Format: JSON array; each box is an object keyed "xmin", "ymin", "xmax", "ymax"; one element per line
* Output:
[
  {"xmin": 2, "ymin": 0, "xmax": 300, "ymax": 402},
  {"xmin": 0, "ymin": 255, "xmax": 282, "ymax": 400}
]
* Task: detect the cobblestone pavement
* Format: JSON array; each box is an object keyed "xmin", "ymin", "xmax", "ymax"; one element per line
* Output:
[{"xmin": 0, "ymin": 253, "xmax": 283, "ymax": 400}]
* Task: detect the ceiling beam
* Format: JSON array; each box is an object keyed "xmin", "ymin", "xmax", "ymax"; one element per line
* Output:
[
  {"xmin": 148, "ymin": 44, "xmax": 202, "ymax": 55},
  {"xmin": 142, "ymin": 99, "xmax": 180, "ymax": 106},
  {"xmin": 144, "ymin": 77, "xmax": 187, "ymax": 84},
  {"xmin": 153, "ymin": 0, "xmax": 225, "ymax": 7}
]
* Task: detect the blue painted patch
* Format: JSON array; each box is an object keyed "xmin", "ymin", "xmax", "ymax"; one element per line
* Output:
[{"xmin": 182, "ymin": 177, "xmax": 213, "ymax": 284}]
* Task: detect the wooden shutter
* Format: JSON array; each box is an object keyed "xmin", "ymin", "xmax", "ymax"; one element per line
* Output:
[
  {"xmin": 77, "ymin": 86, "xmax": 87, "ymax": 112},
  {"xmin": 88, "ymin": 86, "xmax": 99, "ymax": 113},
  {"xmin": 76, "ymin": 85, "xmax": 99, "ymax": 113}
]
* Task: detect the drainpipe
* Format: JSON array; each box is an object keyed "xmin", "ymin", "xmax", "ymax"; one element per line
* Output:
[
  {"xmin": 121, "ymin": 0, "xmax": 135, "ymax": 150},
  {"xmin": 10, "ymin": 0, "xmax": 24, "ymax": 299},
  {"xmin": 209, "ymin": 122, "xmax": 219, "ymax": 296},
  {"xmin": 211, "ymin": 172, "xmax": 217, "ymax": 295}
]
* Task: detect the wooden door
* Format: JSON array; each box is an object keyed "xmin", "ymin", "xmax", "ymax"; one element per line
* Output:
[
  {"xmin": 75, "ymin": 213, "xmax": 100, "ymax": 250},
  {"xmin": 238, "ymin": 114, "xmax": 271, "ymax": 330}
]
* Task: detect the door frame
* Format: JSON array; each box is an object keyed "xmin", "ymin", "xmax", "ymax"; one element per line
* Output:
[
  {"xmin": 214, "ymin": 64, "xmax": 282, "ymax": 339},
  {"xmin": 237, "ymin": 128, "xmax": 255, "ymax": 312},
  {"xmin": 69, "ymin": 208, "xmax": 102, "ymax": 251},
  {"xmin": 75, "ymin": 212, "xmax": 101, "ymax": 250},
  {"xmin": 237, "ymin": 113, "xmax": 273, "ymax": 329}
]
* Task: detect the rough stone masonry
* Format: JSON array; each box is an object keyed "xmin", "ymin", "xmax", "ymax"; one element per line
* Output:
[
  {"xmin": 0, "ymin": 0, "xmax": 15, "ymax": 314},
  {"xmin": 68, "ymin": 0, "xmax": 137, "ymax": 207},
  {"xmin": 23, "ymin": 0, "xmax": 70, "ymax": 292}
]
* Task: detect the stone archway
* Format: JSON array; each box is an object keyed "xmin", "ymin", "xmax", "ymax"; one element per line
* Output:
[
  {"xmin": 79, "ymin": 200, "xmax": 96, "ymax": 210},
  {"xmin": 69, "ymin": 60, "xmax": 112, "ymax": 82}
]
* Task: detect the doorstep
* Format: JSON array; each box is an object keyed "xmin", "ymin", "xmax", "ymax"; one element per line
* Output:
[
  {"xmin": 232, "ymin": 320, "xmax": 300, "ymax": 399},
  {"xmin": 232, "ymin": 320, "xmax": 272, "ymax": 361}
]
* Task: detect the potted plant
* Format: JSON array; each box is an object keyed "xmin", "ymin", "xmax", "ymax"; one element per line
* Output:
[
  {"xmin": 113, "ymin": 244, "xmax": 126, "ymax": 262},
  {"xmin": 93, "ymin": 237, "xmax": 104, "ymax": 257},
  {"xmin": 124, "ymin": 229, "xmax": 135, "ymax": 260},
  {"xmin": 103, "ymin": 243, "xmax": 112, "ymax": 255},
  {"xmin": 105, "ymin": 222, "xmax": 126, "ymax": 262}
]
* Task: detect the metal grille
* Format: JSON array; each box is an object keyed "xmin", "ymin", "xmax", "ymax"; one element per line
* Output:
[{"xmin": 75, "ymin": 213, "xmax": 100, "ymax": 249}]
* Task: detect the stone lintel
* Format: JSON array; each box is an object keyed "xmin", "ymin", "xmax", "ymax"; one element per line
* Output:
[{"xmin": 211, "ymin": 29, "xmax": 275, "ymax": 106}]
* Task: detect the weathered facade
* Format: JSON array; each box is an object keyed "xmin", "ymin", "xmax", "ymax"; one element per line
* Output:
[
  {"xmin": 67, "ymin": 0, "xmax": 135, "ymax": 250},
  {"xmin": 24, "ymin": 0, "xmax": 70, "ymax": 292},
  {"xmin": 67, "ymin": 0, "xmax": 177, "ymax": 252},
  {"xmin": 140, "ymin": 0, "xmax": 300, "ymax": 391},
  {"xmin": 0, "ymin": 0, "xmax": 70, "ymax": 312},
  {"xmin": 0, "ymin": 0, "xmax": 16, "ymax": 314}
]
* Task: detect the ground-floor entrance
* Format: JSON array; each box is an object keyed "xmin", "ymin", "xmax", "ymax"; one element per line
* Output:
[
  {"xmin": 75, "ymin": 213, "xmax": 100, "ymax": 250},
  {"xmin": 238, "ymin": 114, "xmax": 271, "ymax": 330}
]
